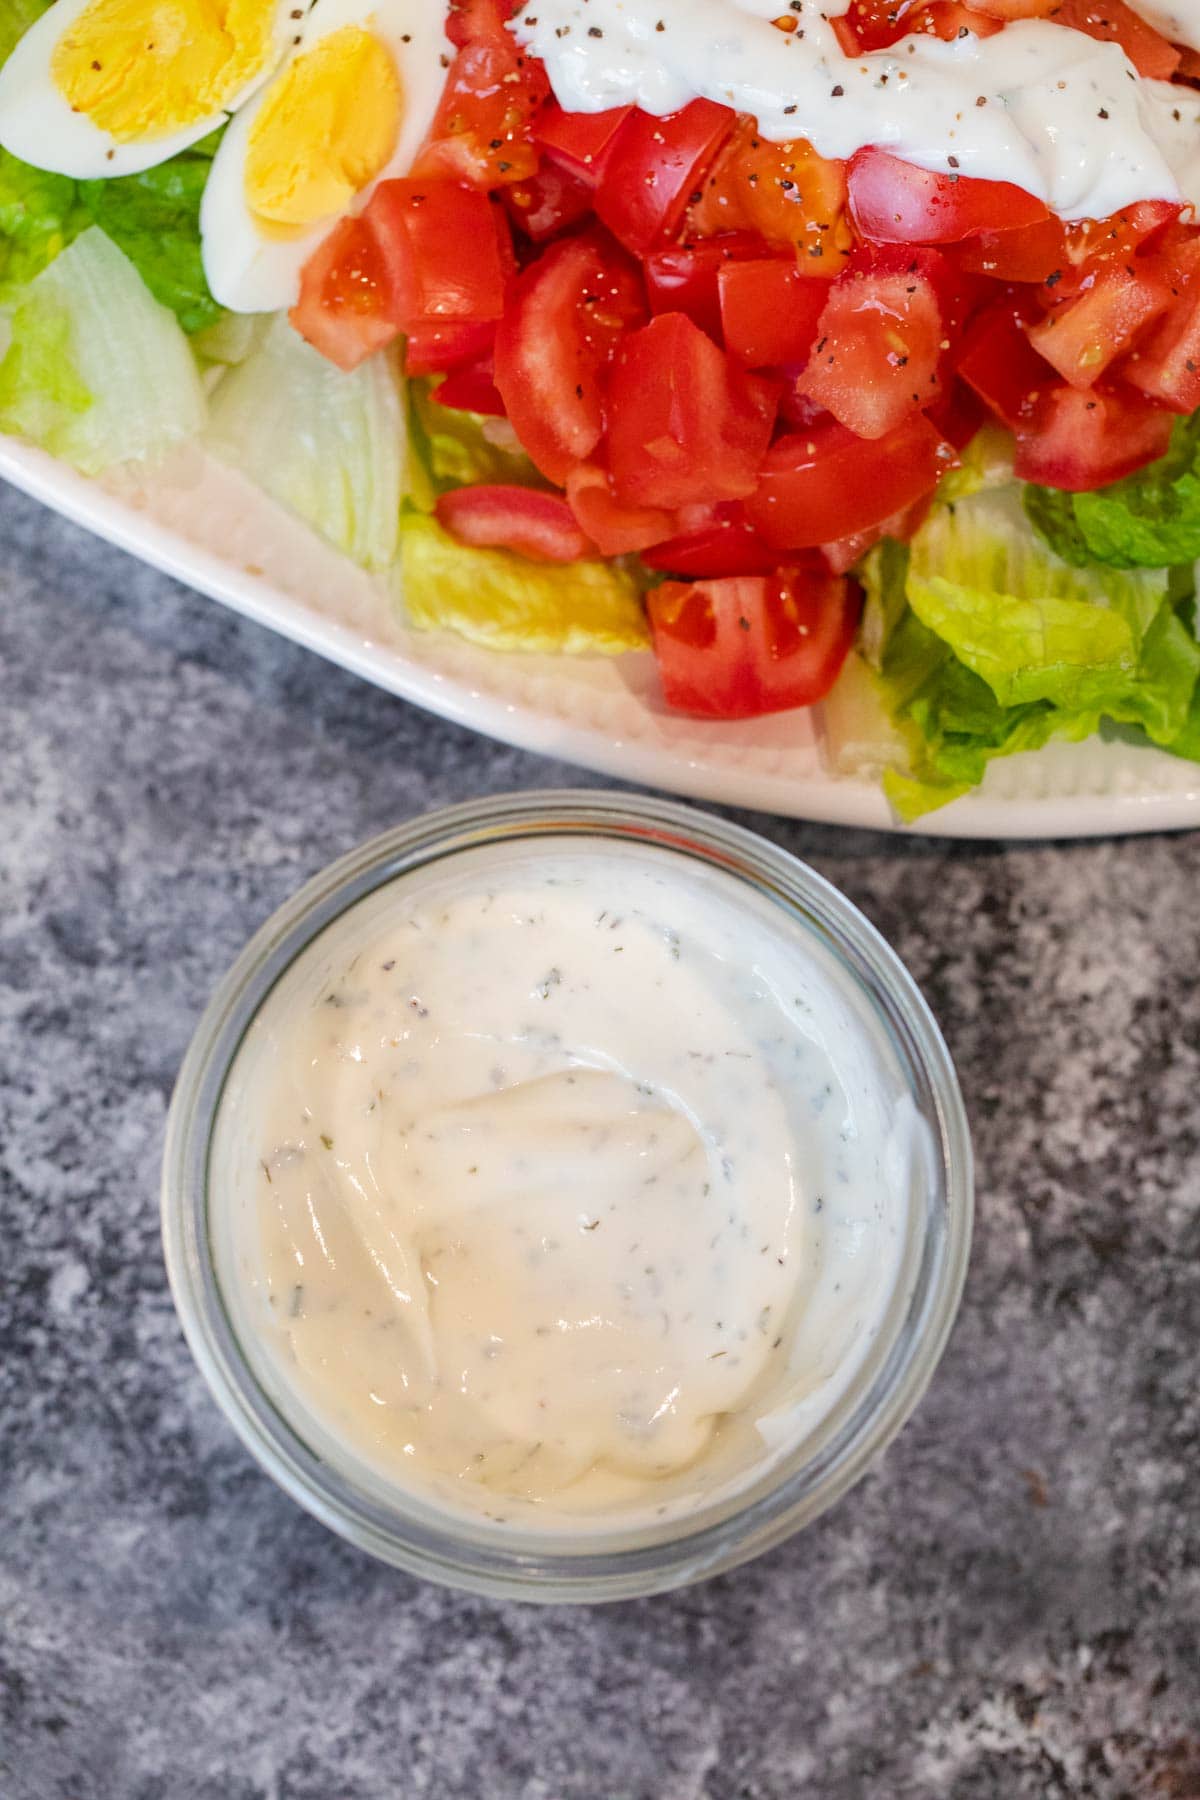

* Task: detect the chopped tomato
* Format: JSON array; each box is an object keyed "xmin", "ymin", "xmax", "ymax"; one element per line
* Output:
[
  {"xmin": 605, "ymin": 312, "xmax": 779, "ymax": 509},
  {"xmin": 432, "ymin": 356, "xmax": 507, "ymax": 415},
  {"xmin": 594, "ymin": 100, "xmax": 735, "ymax": 255},
  {"xmin": 1048, "ymin": 0, "xmax": 1179, "ymax": 77},
  {"xmin": 446, "ymin": 0, "xmax": 516, "ymax": 47},
  {"xmin": 796, "ymin": 250, "xmax": 947, "ymax": 439},
  {"xmin": 564, "ymin": 463, "xmax": 676, "ymax": 556},
  {"xmin": 290, "ymin": 215, "xmax": 399, "ymax": 372},
  {"xmin": 718, "ymin": 261, "xmax": 830, "ymax": 368},
  {"xmin": 404, "ymin": 318, "xmax": 497, "ymax": 377},
  {"xmin": 955, "ymin": 295, "xmax": 1051, "ymax": 425},
  {"xmin": 847, "ymin": 148, "xmax": 1049, "ymax": 245},
  {"xmin": 504, "ymin": 161, "xmax": 594, "ymax": 243},
  {"xmin": 535, "ymin": 101, "xmax": 635, "ymax": 185},
  {"xmin": 926, "ymin": 377, "xmax": 986, "ymax": 449},
  {"xmin": 952, "ymin": 216, "xmax": 1073, "ymax": 283},
  {"xmin": 687, "ymin": 119, "xmax": 852, "ymax": 270},
  {"xmin": 647, "ymin": 568, "xmax": 860, "ymax": 719},
  {"xmin": 746, "ymin": 415, "xmax": 954, "ymax": 549},
  {"xmin": 1013, "ymin": 384, "xmax": 1174, "ymax": 489},
  {"xmin": 493, "ymin": 231, "xmax": 646, "ymax": 483},
  {"xmin": 954, "ymin": 201, "xmax": 1178, "ymax": 285},
  {"xmin": 435, "ymin": 485, "xmax": 595, "ymax": 562},
  {"xmin": 645, "ymin": 233, "xmax": 770, "ymax": 339},
  {"xmin": 641, "ymin": 508, "xmax": 781, "ymax": 577},
  {"xmin": 413, "ymin": 35, "xmax": 550, "ymax": 189},
  {"xmin": 1122, "ymin": 290, "xmax": 1200, "ymax": 413},
  {"xmin": 1026, "ymin": 262, "xmax": 1171, "ymax": 388},
  {"xmin": 821, "ymin": 497, "xmax": 934, "ymax": 576},
  {"xmin": 833, "ymin": 0, "xmax": 1003, "ymax": 52},
  {"xmin": 367, "ymin": 180, "xmax": 509, "ymax": 331}
]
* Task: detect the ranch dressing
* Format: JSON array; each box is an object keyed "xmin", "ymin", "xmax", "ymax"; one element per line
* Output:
[
  {"xmin": 212, "ymin": 839, "xmax": 922, "ymax": 1530},
  {"xmin": 511, "ymin": 0, "xmax": 1200, "ymax": 219}
]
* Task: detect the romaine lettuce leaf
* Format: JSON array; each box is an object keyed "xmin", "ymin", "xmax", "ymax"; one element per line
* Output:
[
  {"xmin": 0, "ymin": 225, "xmax": 206, "ymax": 473},
  {"xmin": 400, "ymin": 512, "xmax": 649, "ymax": 655},
  {"xmin": 0, "ymin": 0, "xmax": 47, "ymax": 65},
  {"xmin": 839, "ymin": 481, "xmax": 1200, "ymax": 820},
  {"xmin": 207, "ymin": 314, "xmax": 405, "ymax": 569},
  {"xmin": 1025, "ymin": 417, "xmax": 1200, "ymax": 570},
  {"xmin": 907, "ymin": 487, "xmax": 1167, "ymax": 710},
  {"xmin": 409, "ymin": 379, "xmax": 540, "ymax": 494},
  {"xmin": 0, "ymin": 149, "xmax": 84, "ymax": 299},
  {"xmin": 79, "ymin": 134, "xmax": 224, "ymax": 335}
]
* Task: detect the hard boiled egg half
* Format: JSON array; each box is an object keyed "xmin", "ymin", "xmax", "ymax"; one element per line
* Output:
[
  {"xmin": 0, "ymin": 0, "xmax": 305, "ymax": 178},
  {"xmin": 200, "ymin": 0, "xmax": 448, "ymax": 314}
]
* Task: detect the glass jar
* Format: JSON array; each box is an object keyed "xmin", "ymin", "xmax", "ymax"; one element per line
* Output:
[{"xmin": 162, "ymin": 791, "xmax": 972, "ymax": 1603}]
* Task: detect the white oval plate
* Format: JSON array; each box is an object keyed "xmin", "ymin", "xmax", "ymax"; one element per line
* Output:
[{"xmin": 4, "ymin": 435, "xmax": 1200, "ymax": 836}]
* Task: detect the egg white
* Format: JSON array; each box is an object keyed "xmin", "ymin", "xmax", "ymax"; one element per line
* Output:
[
  {"xmin": 0, "ymin": 0, "xmax": 305, "ymax": 179},
  {"xmin": 200, "ymin": 0, "xmax": 449, "ymax": 315}
]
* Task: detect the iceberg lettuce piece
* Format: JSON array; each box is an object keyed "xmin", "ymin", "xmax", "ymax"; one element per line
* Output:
[
  {"xmin": 400, "ymin": 512, "xmax": 649, "ymax": 655},
  {"xmin": 207, "ymin": 316, "xmax": 405, "ymax": 570},
  {"xmin": 0, "ymin": 225, "xmax": 205, "ymax": 473}
]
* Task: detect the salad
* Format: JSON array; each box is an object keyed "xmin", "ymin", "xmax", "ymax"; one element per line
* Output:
[{"xmin": 5, "ymin": 0, "xmax": 1200, "ymax": 816}]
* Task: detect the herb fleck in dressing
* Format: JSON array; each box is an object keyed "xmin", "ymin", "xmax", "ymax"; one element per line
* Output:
[{"xmin": 215, "ymin": 841, "xmax": 918, "ymax": 1528}]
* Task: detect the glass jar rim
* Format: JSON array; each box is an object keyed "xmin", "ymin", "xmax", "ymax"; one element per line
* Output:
[{"xmin": 162, "ymin": 790, "xmax": 973, "ymax": 1603}]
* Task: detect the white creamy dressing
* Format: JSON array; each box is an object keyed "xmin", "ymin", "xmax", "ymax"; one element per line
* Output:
[
  {"xmin": 511, "ymin": 0, "xmax": 1200, "ymax": 220},
  {"xmin": 212, "ymin": 840, "xmax": 923, "ymax": 1530}
]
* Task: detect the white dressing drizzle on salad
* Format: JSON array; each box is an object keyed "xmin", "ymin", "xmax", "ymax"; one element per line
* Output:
[
  {"xmin": 512, "ymin": 0, "xmax": 1200, "ymax": 220},
  {"xmin": 212, "ymin": 840, "xmax": 919, "ymax": 1526}
]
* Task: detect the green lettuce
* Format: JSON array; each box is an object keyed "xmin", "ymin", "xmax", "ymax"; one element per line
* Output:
[
  {"xmin": 1025, "ymin": 417, "xmax": 1200, "ymax": 570},
  {"xmin": 0, "ymin": 150, "xmax": 84, "ymax": 299},
  {"xmin": 207, "ymin": 315, "xmax": 405, "ymax": 569},
  {"xmin": 0, "ymin": 0, "xmax": 47, "ymax": 65},
  {"xmin": 400, "ymin": 512, "xmax": 650, "ymax": 655},
  {"xmin": 408, "ymin": 379, "xmax": 540, "ymax": 498},
  {"xmin": 79, "ymin": 135, "xmax": 225, "ymax": 335},
  {"xmin": 0, "ymin": 226, "xmax": 206, "ymax": 473},
  {"xmin": 831, "ymin": 483, "xmax": 1200, "ymax": 820}
]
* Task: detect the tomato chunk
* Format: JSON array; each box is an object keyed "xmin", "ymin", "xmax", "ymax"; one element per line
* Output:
[
  {"xmin": 404, "ymin": 318, "xmax": 497, "ymax": 377},
  {"xmin": 594, "ymin": 100, "xmax": 735, "ymax": 255},
  {"xmin": 1122, "ymin": 291, "xmax": 1200, "ymax": 414},
  {"xmin": 1026, "ymin": 263, "xmax": 1170, "ymax": 388},
  {"xmin": 446, "ymin": 0, "xmax": 516, "ymax": 47},
  {"xmin": 290, "ymin": 215, "xmax": 400, "ymax": 372},
  {"xmin": 796, "ymin": 252, "xmax": 946, "ymax": 439},
  {"xmin": 432, "ymin": 356, "xmax": 507, "ymax": 416},
  {"xmin": 956, "ymin": 296, "xmax": 1051, "ymax": 425},
  {"xmin": 535, "ymin": 101, "xmax": 635, "ymax": 185},
  {"xmin": 493, "ymin": 231, "xmax": 646, "ymax": 484},
  {"xmin": 848, "ymin": 148, "xmax": 1048, "ymax": 245},
  {"xmin": 718, "ymin": 261, "xmax": 829, "ymax": 368},
  {"xmin": 1013, "ymin": 385, "xmax": 1174, "ymax": 490},
  {"xmin": 605, "ymin": 312, "xmax": 779, "ymax": 509},
  {"xmin": 504, "ymin": 160, "xmax": 594, "ymax": 243},
  {"xmin": 414, "ymin": 37, "xmax": 550, "ymax": 189},
  {"xmin": 1048, "ymin": 0, "xmax": 1179, "ymax": 78},
  {"xmin": 645, "ymin": 233, "xmax": 770, "ymax": 340},
  {"xmin": 367, "ymin": 180, "xmax": 509, "ymax": 333},
  {"xmin": 564, "ymin": 463, "xmax": 676, "ymax": 556},
  {"xmin": 746, "ymin": 415, "xmax": 953, "ymax": 549},
  {"xmin": 688, "ymin": 119, "xmax": 851, "ymax": 269},
  {"xmin": 436, "ymin": 486, "xmax": 595, "ymax": 562},
  {"xmin": 641, "ymin": 509, "xmax": 781, "ymax": 577},
  {"xmin": 647, "ymin": 568, "xmax": 860, "ymax": 719},
  {"xmin": 834, "ymin": 0, "xmax": 1004, "ymax": 49}
]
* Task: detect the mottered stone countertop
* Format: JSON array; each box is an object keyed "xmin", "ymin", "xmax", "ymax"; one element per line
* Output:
[{"xmin": 1, "ymin": 483, "xmax": 1198, "ymax": 1800}]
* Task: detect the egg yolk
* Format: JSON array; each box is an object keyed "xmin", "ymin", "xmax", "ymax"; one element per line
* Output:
[
  {"xmin": 51, "ymin": 0, "xmax": 278, "ymax": 141},
  {"xmin": 243, "ymin": 27, "xmax": 402, "ymax": 231}
]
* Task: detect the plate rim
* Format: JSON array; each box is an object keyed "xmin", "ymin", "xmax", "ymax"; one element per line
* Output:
[{"xmin": 4, "ymin": 436, "xmax": 1200, "ymax": 840}]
